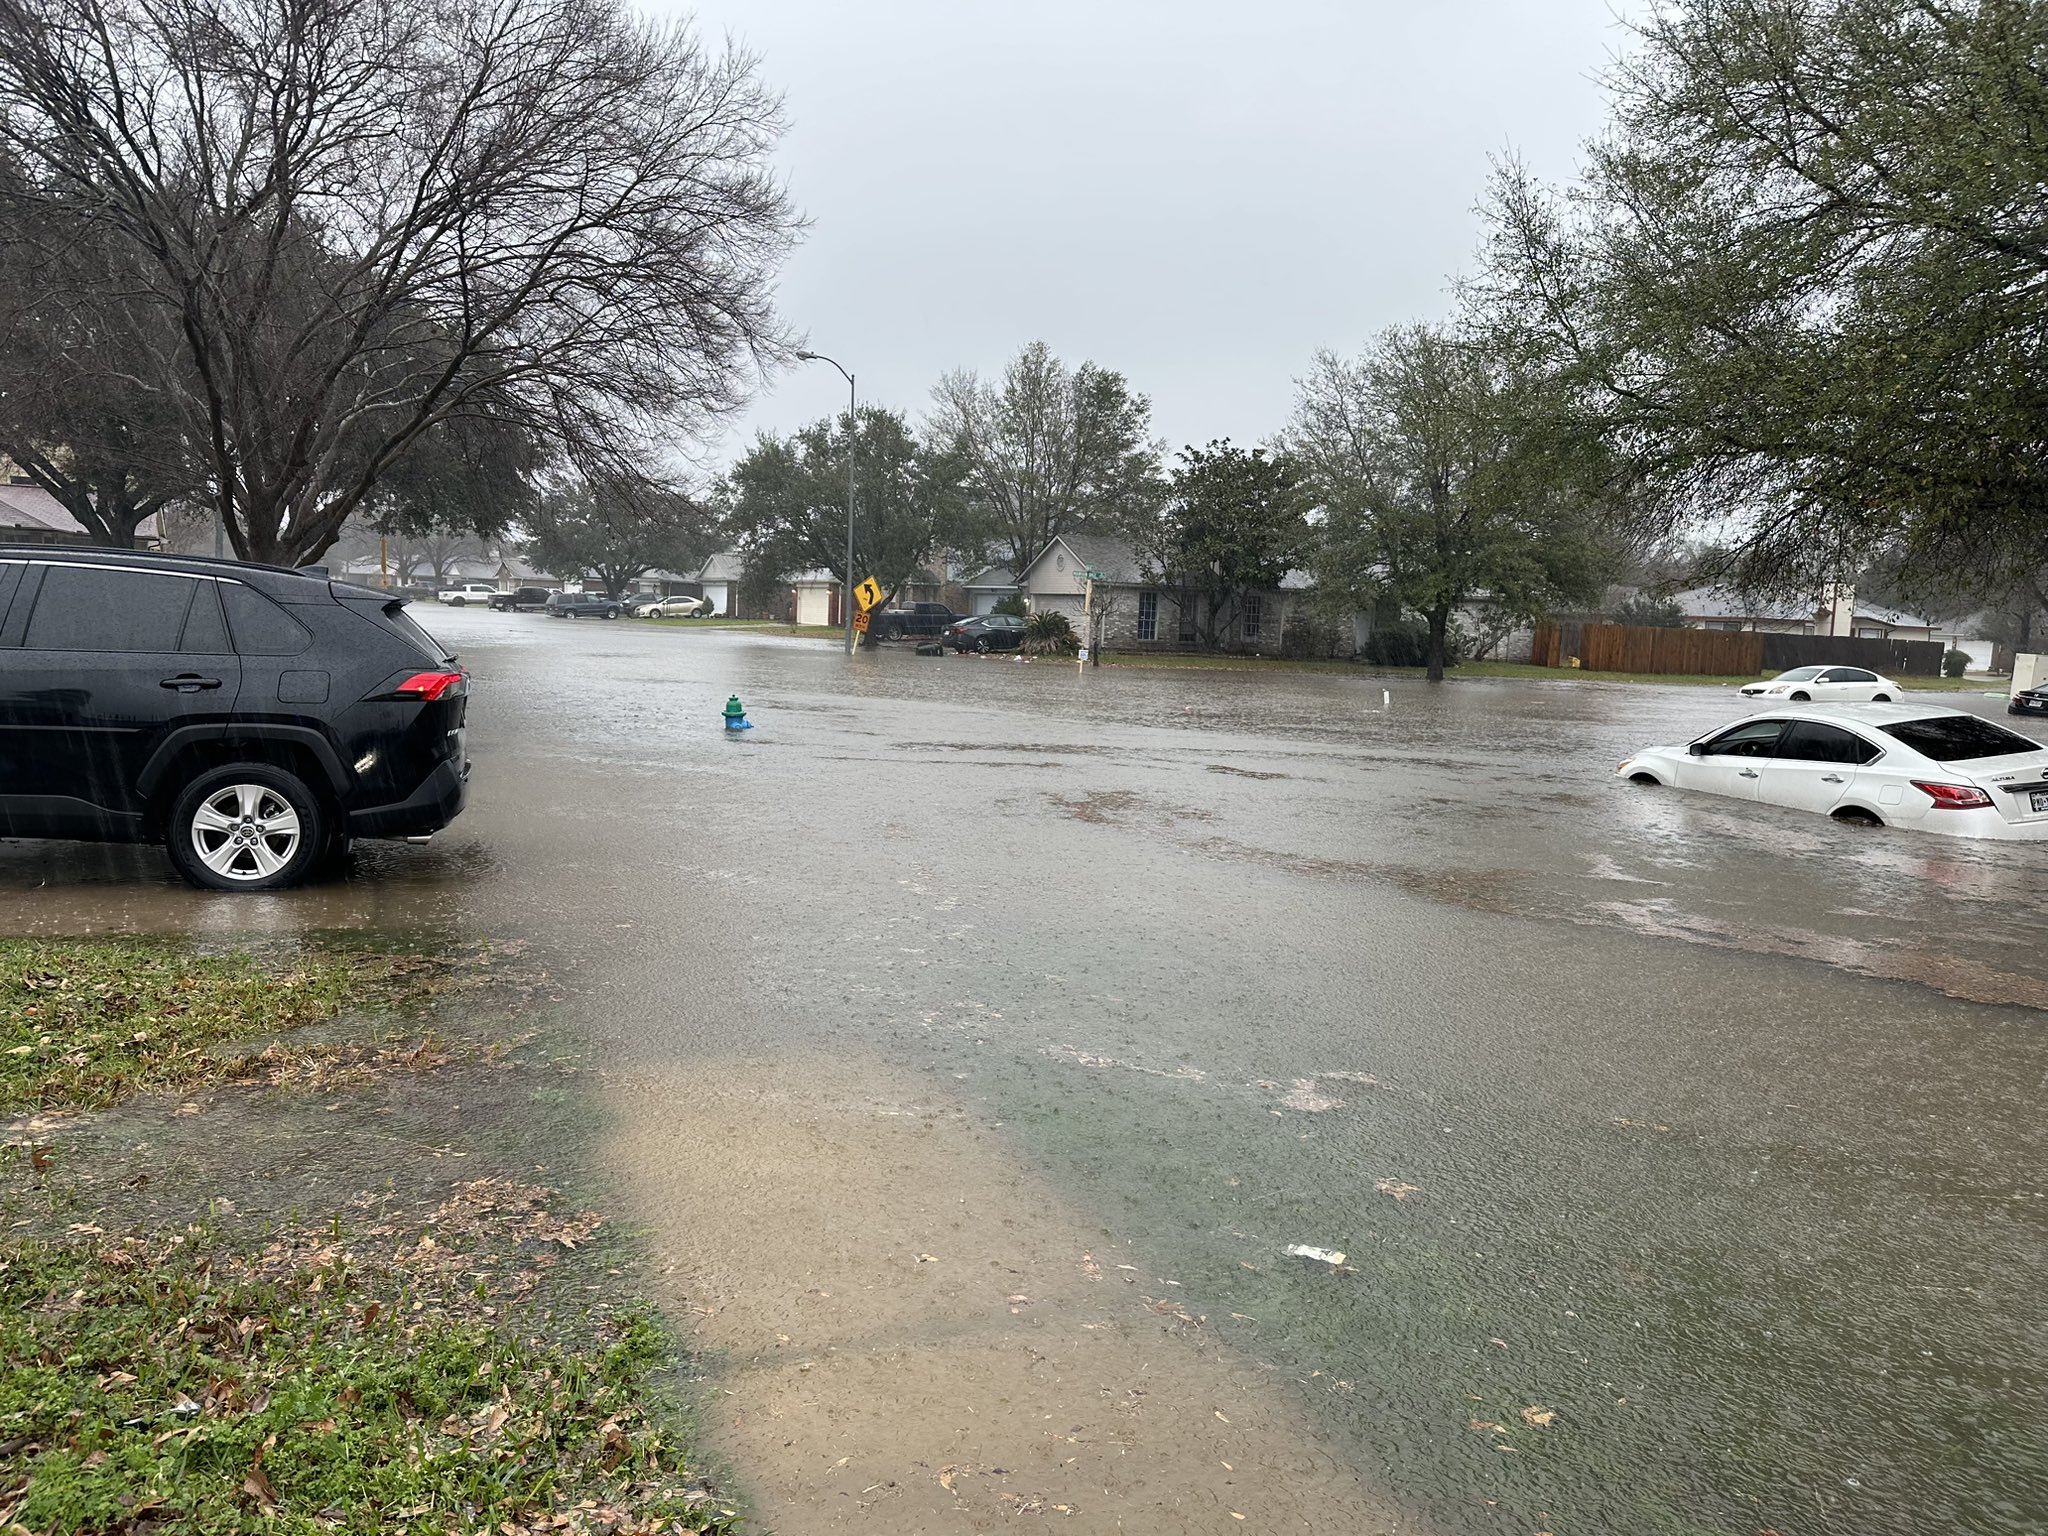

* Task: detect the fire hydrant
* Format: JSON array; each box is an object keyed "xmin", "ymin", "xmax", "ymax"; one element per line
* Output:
[{"xmin": 723, "ymin": 694, "xmax": 752, "ymax": 731}]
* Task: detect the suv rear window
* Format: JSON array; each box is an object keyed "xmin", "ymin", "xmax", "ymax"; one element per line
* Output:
[
  {"xmin": 221, "ymin": 581, "xmax": 312, "ymax": 655},
  {"xmin": 1881, "ymin": 715, "xmax": 2041, "ymax": 762},
  {"xmin": 370, "ymin": 601, "xmax": 449, "ymax": 662}
]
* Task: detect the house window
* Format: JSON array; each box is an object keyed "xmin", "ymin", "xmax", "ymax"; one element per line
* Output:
[
  {"xmin": 1243, "ymin": 594, "xmax": 1263, "ymax": 641},
  {"xmin": 1136, "ymin": 590, "xmax": 1158, "ymax": 642},
  {"xmin": 1178, "ymin": 600, "xmax": 1196, "ymax": 643}
]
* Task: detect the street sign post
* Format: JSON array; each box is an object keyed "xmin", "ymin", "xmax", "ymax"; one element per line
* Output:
[{"xmin": 852, "ymin": 607, "xmax": 871, "ymax": 634}]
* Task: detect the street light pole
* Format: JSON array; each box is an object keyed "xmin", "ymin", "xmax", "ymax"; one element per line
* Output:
[{"xmin": 797, "ymin": 351, "xmax": 857, "ymax": 656}]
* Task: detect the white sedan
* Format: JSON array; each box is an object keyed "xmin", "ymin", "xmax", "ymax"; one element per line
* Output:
[
  {"xmin": 635, "ymin": 594, "xmax": 714, "ymax": 618},
  {"xmin": 1618, "ymin": 704, "xmax": 2048, "ymax": 839},
  {"xmin": 1737, "ymin": 665, "xmax": 1901, "ymax": 702}
]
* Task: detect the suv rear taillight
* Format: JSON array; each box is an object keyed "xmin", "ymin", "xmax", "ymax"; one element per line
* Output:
[
  {"xmin": 394, "ymin": 671, "xmax": 465, "ymax": 701},
  {"xmin": 1912, "ymin": 780, "xmax": 1993, "ymax": 810}
]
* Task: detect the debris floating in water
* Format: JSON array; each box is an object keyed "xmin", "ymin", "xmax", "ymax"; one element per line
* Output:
[{"xmin": 1284, "ymin": 1243, "xmax": 1347, "ymax": 1266}]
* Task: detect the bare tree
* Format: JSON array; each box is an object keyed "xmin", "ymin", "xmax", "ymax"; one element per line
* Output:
[
  {"xmin": 927, "ymin": 341, "xmax": 1160, "ymax": 577},
  {"xmin": 0, "ymin": 0, "xmax": 800, "ymax": 565}
]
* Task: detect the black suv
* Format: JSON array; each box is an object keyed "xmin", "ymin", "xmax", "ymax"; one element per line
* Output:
[
  {"xmin": 872, "ymin": 602, "xmax": 957, "ymax": 641},
  {"xmin": 544, "ymin": 590, "xmax": 624, "ymax": 619},
  {"xmin": 0, "ymin": 547, "xmax": 469, "ymax": 890}
]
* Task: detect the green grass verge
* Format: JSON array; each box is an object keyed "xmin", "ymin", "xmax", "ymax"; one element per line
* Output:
[
  {"xmin": 1099, "ymin": 653, "xmax": 1978, "ymax": 689},
  {"xmin": 0, "ymin": 939, "xmax": 533, "ymax": 1116},
  {"xmin": 633, "ymin": 618, "xmax": 840, "ymax": 640},
  {"xmin": 0, "ymin": 1208, "xmax": 732, "ymax": 1535},
  {"xmin": 0, "ymin": 942, "xmax": 373, "ymax": 1115}
]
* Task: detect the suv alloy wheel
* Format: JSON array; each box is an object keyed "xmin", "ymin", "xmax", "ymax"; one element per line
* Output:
[{"xmin": 166, "ymin": 763, "xmax": 327, "ymax": 891}]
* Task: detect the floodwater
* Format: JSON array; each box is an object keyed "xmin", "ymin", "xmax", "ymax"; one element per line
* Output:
[{"xmin": 6, "ymin": 610, "xmax": 2045, "ymax": 1536}]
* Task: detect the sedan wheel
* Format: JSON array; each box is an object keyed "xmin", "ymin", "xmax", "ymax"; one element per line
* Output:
[
  {"xmin": 1872, "ymin": 693, "xmax": 1892, "ymax": 702},
  {"xmin": 975, "ymin": 636, "xmax": 990, "ymax": 653},
  {"xmin": 1789, "ymin": 691, "xmax": 1810, "ymax": 701}
]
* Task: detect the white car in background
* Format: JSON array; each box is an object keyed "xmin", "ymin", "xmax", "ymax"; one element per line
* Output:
[
  {"xmin": 1618, "ymin": 705, "xmax": 2048, "ymax": 839},
  {"xmin": 436, "ymin": 582, "xmax": 498, "ymax": 606},
  {"xmin": 1737, "ymin": 665, "xmax": 1901, "ymax": 702}
]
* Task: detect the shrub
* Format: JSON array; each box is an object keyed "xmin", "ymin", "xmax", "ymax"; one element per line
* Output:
[
  {"xmin": 1943, "ymin": 647, "xmax": 1970, "ymax": 678},
  {"xmin": 992, "ymin": 593, "xmax": 1027, "ymax": 617},
  {"xmin": 1359, "ymin": 619, "xmax": 1464, "ymax": 668},
  {"xmin": 1614, "ymin": 593, "xmax": 1686, "ymax": 628},
  {"xmin": 1023, "ymin": 608, "xmax": 1078, "ymax": 656},
  {"xmin": 1279, "ymin": 614, "xmax": 1344, "ymax": 659}
]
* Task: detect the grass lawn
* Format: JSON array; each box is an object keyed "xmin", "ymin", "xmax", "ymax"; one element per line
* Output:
[
  {"xmin": 0, "ymin": 937, "xmax": 736, "ymax": 1535},
  {"xmin": 634, "ymin": 618, "xmax": 840, "ymax": 641},
  {"xmin": 1099, "ymin": 652, "xmax": 1981, "ymax": 690}
]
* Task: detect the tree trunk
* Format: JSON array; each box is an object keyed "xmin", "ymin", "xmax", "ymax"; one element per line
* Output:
[{"xmin": 1425, "ymin": 606, "xmax": 1451, "ymax": 682}]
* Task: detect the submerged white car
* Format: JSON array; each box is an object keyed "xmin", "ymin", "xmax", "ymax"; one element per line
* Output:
[
  {"xmin": 1737, "ymin": 665, "xmax": 1901, "ymax": 702},
  {"xmin": 1618, "ymin": 705, "xmax": 2048, "ymax": 839}
]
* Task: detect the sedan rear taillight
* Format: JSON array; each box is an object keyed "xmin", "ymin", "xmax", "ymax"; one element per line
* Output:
[
  {"xmin": 394, "ymin": 670, "xmax": 465, "ymax": 701},
  {"xmin": 1913, "ymin": 780, "xmax": 1993, "ymax": 810}
]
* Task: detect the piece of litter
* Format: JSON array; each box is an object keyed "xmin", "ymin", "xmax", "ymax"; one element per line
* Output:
[{"xmin": 1284, "ymin": 1244, "xmax": 1346, "ymax": 1266}]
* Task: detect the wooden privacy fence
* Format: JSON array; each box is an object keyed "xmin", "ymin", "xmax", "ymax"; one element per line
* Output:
[{"xmin": 1531, "ymin": 622, "xmax": 1946, "ymax": 677}]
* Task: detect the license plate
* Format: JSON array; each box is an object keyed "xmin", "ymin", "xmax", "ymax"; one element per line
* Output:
[{"xmin": 2031, "ymin": 790, "xmax": 2048, "ymax": 814}]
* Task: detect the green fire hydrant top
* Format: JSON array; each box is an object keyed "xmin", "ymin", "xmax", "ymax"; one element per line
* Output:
[{"xmin": 723, "ymin": 694, "xmax": 745, "ymax": 720}]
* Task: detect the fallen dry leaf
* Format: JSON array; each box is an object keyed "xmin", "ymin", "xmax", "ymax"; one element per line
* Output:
[
  {"xmin": 1520, "ymin": 1406, "xmax": 1557, "ymax": 1428},
  {"xmin": 1374, "ymin": 1178, "xmax": 1419, "ymax": 1201},
  {"xmin": 938, "ymin": 1465, "xmax": 957, "ymax": 1492}
]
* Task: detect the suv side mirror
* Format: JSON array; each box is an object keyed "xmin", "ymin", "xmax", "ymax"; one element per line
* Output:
[{"xmin": 1688, "ymin": 741, "xmax": 1708, "ymax": 756}]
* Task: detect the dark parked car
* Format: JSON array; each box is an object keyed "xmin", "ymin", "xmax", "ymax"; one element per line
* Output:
[
  {"xmin": 544, "ymin": 590, "xmax": 624, "ymax": 619},
  {"xmin": 2011, "ymin": 685, "xmax": 2048, "ymax": 719},
  {"xmin": 944, "ymin": 613, "xmax": 1027, "ymax": 652},
  {"xmin": 488, "ymin": 586, "xmax": 552, "ymax": 612},
  {"xmin": 0, "ymin": 546, "xmax": 468, "ymax": 891},
  {"xmin": 872, "ymin": 602, "xmax": 957, "ymax": 641}
]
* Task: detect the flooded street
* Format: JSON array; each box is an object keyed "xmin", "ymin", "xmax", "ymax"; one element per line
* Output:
[{"xmin": 8, "ymin": 608, "xmax": 2046, "ymax": 1536}]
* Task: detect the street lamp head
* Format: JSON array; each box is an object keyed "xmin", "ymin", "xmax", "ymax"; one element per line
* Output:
[{"xmin": 796, "ymin": 351, "xmax": 819, "ymax": 361}]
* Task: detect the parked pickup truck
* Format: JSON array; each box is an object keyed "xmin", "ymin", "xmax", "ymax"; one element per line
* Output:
[
  {"xmin": 487, "ymin": 586, "xmax": 552, "ymax": 612},
  {"xmin": 545, "ymin": 589, "xmax": 624, "ymax": 619},
  {"xmin": 436, "ymin": 582, "xmax": 498, "ymax": 606},
  {"xmin": 871, "ymin": 602, "xmax": 958, "ymax": 641}
]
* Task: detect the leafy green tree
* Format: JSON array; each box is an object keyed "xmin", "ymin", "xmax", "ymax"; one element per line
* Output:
[
  {"xmin": 1477, "ymin": 0, "xmax": 2048, "ymax": 590},
  {"xmin": 1614, "ymin": 592, "xmax": 1685, "ymax": 628},
  {"xmin": 1131, "ymin": 441, "xmax": 1315, "ymax": 650},
  {"xmin": 1290, "ymin": 324, "xmax": 1615, "ymax": 680},
  {"xmin": 722, "ymin": 406, "xmax": 969, "ymax": 605},
  {"xmin": 526, "ymin": 476, "xmax": 709, "ymax": 597},
  {"xmin": 0, "ymin": 179, "xmax": 199, "ymax": 547},
  {"xmin": 928, "ymin": 341, "xmax": 1161, "ymax": 575}
]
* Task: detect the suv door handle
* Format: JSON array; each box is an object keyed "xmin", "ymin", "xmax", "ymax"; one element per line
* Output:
[
  {"xmin": 160, "ymin": 674, "xmax": 222, "ymax": 692},
  {"xmin": 1820, "ymin": 774, "xmax": 1845, "ymax": 783},
  {"xmin": 1738, "ymin": 768, "xmax": 1760, "ymax": 778}
]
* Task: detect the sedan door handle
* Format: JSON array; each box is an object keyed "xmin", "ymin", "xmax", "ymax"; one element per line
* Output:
[
  {"xmin": 1820, "ymin": 774, "xmax": 1845, "ymax": 783},
  {"xmin": 159, "ymin": 674, "xmax": 222, "ymax": 692},
  {"xmin": 1738, "ymin": 768, "xmax": 1760, "ymax": 778}
]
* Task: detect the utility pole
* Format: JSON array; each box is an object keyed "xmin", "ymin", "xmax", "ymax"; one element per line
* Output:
[{"xmin": 797, "ymin": 351, "xmax": 857, "ymax": 656}]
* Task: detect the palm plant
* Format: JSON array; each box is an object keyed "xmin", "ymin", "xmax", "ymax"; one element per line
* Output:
[{"xmin": 1023, "ymin": 608, "xmax": 1079, "ymax": 656}]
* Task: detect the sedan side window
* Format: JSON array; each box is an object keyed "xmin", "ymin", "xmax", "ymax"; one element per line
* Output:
[
  {"xmin": 1704, "ymin": 719, "xmax": 1788, "ymax": 757},
  {"xmin": 1777, "ymin": 721, "xmax": 1880, "ymax": 764}
]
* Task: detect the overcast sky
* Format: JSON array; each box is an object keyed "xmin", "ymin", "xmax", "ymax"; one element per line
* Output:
[{"xmin": 647, "ymin": 1, "xmax": 1637, "ymax": 467}]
